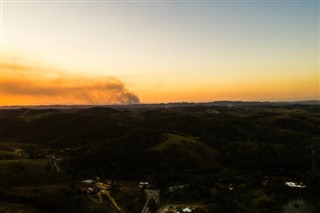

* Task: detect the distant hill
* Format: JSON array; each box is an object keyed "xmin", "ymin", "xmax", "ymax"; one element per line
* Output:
[
  {"xmin": 1, "ymin": 100, "xmax": 319, "ymax": 110},
  {"xmin": 151, "ymin": 134, "xmax": 219, "ymax": 170},
  {"xmin": 0, "ymin": 104, "xmax": 318, "ymax": 180}
]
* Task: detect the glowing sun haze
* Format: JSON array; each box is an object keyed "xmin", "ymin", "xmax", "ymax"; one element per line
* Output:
[{"xmin": 1, "ymin": 0, "xmax": 319, "ymax": 105}]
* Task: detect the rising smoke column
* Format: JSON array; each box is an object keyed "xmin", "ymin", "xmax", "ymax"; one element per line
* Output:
[{"xmin": 2, "ymin": 62, "xmax": 140, "ymax": 105}]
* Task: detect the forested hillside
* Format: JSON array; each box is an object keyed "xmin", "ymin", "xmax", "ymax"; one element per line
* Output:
[{"xmin": 0, "ymin": 104, "xmax": 319, "ymax": 212}]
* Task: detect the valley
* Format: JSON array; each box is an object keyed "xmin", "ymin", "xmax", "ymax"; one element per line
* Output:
[{"xmin": 0, "ymin": 103, "xmax": 319, "ymax": 212}]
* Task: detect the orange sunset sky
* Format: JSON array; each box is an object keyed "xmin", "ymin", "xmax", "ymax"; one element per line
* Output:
[{"xmin": 1, "ymin": 0, "xmax": 319, "ymax": 105}]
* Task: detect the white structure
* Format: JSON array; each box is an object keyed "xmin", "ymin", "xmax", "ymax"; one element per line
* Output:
[
  {"xmin": 82, "ymin": 179, "xmax": 95, "ymax": 184},
  {"xmin": 139, "ymin": 181, "xmax": 149, "ymax": 188},
  {"xmin": 182, "ymin": 207, "xmax": 192, "ymax": 212},
  {"xmin": 285, "ymin": 182, "xmax": 307, "ymax": 188},
  {"xmin": 169, "ymin": 184, "xmax": 189, "ymax": 192}
]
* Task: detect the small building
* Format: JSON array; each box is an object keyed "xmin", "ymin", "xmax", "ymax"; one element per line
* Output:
[
  {"xmin": 285, "ymin": 182, "xmax": 307, "ymax": 188},
  {"xmin": 182, "ymin": 207, "xmax": 192, "ymax": 212},
  {"xmin": 169, "ymin": 184, "xmax": 189, "ymax": 192},
  {"xmin": 139, "ymin": 181, "xmax": 149, "ymax": 188},
  {"xmin": 87, "ymin": 187, "xmax": 94, "ymax": 194},
  {"xmin": 82, "ymin": 179, "xmax": 95, "ymax": 184},
  {"xmin": 228, "ymin": 184, "xmax": 234, "ymax": 191}
]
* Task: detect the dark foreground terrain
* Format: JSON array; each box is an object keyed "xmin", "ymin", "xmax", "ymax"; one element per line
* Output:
[{"xmin": 0, "ymin": 102, "xmax": 319, "ymax": 212}]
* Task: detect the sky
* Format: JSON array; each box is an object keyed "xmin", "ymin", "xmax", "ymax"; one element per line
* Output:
[{"xmin": 1, "ymin": 0, "xmax": 319, "ymax": 105}]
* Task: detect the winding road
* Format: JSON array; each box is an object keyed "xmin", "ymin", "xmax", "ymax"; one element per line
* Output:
[{"xmin": 141, "ymin": 189, "xmax": 160, "ymax": 213}]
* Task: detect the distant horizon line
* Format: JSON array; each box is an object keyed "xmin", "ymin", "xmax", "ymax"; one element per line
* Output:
[{"xmin": 0, "ymin": 99, "xmax": 319, "ymax": 108}]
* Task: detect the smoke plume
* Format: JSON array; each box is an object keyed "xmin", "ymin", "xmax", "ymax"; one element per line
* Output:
[{"xmin": 2, "ymin": 62, "xmax": 140, "ymax": 105}]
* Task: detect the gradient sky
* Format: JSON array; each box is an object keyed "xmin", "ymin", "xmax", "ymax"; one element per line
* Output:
[{"xmin": 1, "ymin": 0, "xmax": 319, "ymax": 105}]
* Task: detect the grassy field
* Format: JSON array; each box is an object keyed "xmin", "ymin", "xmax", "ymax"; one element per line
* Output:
[
  {"xmin": 0, "ymin": 142, "xmax": 36, "ymax": 150},
  {"xmin": 151, "ymin": 133, "xmax": 220, "ymax": 170},
  {"xmin": 0, "ymin": 159, "xmax": 69, "ymax": 187},
  {"xmin": 0, "ymin": 150, "xmax": 20, "ymax": 160},
  {"xmin": 0, "ymin": 202, "xmax": 45, "ymax": 213},
  {"xmin": 0, "ymin": 159, "xmax": 48, "ymax": 171}
]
